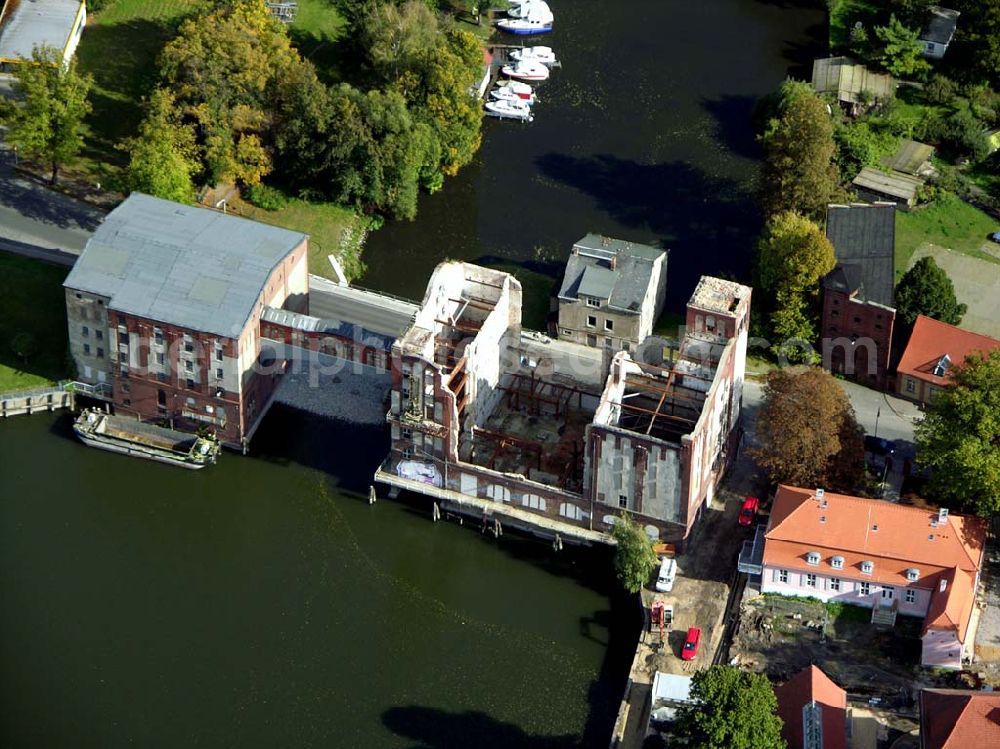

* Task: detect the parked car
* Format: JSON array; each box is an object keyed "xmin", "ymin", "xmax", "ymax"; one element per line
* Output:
[
  {"xmin": 989, "ymin": 231, "xmax": 1000, "ymax": 244},
  {"xmin": 738, "ymin": 496, "xmax": 759, "ymax": 526},
  {"xmin": 864, "ymin": 435, "xmax": 894, "ymax": 456},
  {"xmin": 655, "ymin": 556, "xmax": 677, "ymax": 593},
  {"xmin": 681, "ymin": 627, "xmax": 701, "ymax": 661}
]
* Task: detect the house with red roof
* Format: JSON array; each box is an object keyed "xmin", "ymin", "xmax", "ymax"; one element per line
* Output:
[
  {"xmin": 896, "ymin": 315, "xmax": 1000, "ymax": 405},
  {"xmin": 773, "ymin": 665, "xmax": 848, "ymax": 749},
  {"xmin": 919, "ymin": 688, "xmax": 1000, "ymax": 748},
  {"xmin": 758, "ymin": 486, "xmax": 986, "ymax": 669}
]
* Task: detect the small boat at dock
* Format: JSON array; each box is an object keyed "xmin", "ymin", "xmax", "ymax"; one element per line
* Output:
[
  {"xmin": 485, "ymin": 98, "xmax": 534, "ymax": 122},
  {"xmin": 498, "ymin": 3, "xmax": 553, "ymax": 35},
  {"xmin": 73, "ymin": 408, "xmax": 220, "ymax": 469},
  {"xmin": 490, "ymin": 85, "xmax": 536, "ymax": 106},
  {"xmin": 509, "ymin": 46, "xmax": 558, "ymax": 67},
  {"xmin": 501, "ymin": 59, "xmax": 550, "ymax": 82},
  {"xmin": 497, "ymin": 16, "xmax": 553, "ymax": 35},
  {"xmin": 494, "ymin": 79, "xmax": 536, "ymax": 100}
]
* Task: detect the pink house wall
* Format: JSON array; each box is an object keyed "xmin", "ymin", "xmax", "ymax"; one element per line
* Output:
[{"xmin": 761, "ymin": 564, "xmax": 932, "ymax": 617}]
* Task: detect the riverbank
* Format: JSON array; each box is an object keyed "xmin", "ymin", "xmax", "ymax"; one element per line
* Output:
[{"xmin": 0, "ymin": 253, "xmax": 69, "ymax": 392}]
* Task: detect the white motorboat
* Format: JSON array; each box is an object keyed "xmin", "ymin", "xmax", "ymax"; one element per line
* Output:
[
  {"xmin": 507, "ymin": 0, "xmax": 547, "ymax": 18},
  {"xmin": 501, "ymin": 59, "xmax": 550, "ymax": 82},
  {"xmin": 498, "ymin": 3, "xmax": 553, "ymax": 35},
  {"xmin": 485, "ymin": 98, "xmax": 534, "ymax": 122},
  {"xmin": 498, "ymin": 15, "xmax": 553, "ymax": 35},
  {"xmin": 490, "ymin": 85, "xmax": 536, "ymax": 106},
  {"xmin": 494, "ymin": 79, "xmax": 535, "ymax": 100},
  {"xmin": 509, "ymin": 46, "xmax": 557, "ymax": 67}
]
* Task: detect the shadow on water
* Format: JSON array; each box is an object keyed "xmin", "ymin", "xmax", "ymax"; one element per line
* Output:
[
  {"xmin": 383, "ymin": 706, "xmax": 579, "ymax": 749},
  {"xmin": 248, "ymin": 403, "xmax": 389, "ymax": 494},
  {"xmin": 700, "ymin": 95, "xmax": 763, "ymax": 162},
  {"xmin": 383, "ymin": 586, "xmax": 640, "ymax": 749},
  {"xmin": 535, "ymin": 153, "xmax": 762, "ymax": 302}
]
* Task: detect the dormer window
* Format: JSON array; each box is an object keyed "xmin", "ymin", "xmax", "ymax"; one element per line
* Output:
[
  {"xmin": 831, "ymin": 556, "xmax": 844, "ymax": 570},
  {"xmin": 585, "ymin": 296, "xmax": 601, "ymax": 308},
  {"xmin": 906, "ymin": 568, "xmax": 920, "ymax": 582},
  {"xmin": 806, "ymin": 551, "xmax": 821, "ymax": 566},
  {"xmin": 932, "ymin": 354, "xmax": 951, "ymax": 377},
  {"xmin": 860, "ymin": 560, "xmax": 874, "ymax": 575}
]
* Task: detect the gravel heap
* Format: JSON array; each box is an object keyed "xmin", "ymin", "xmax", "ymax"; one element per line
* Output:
[{"xmin": 274, "ymin": 361, "xmax": 392, "ymax": 426}]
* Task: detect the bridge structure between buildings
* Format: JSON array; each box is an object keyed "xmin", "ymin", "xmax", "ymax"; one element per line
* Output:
[{"xmin": 257, "ymin": 275, "xmax": 419, "ymax": 424}]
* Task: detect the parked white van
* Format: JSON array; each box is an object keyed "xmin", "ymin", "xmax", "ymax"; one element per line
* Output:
[{"xmin": 654, "ymin": 556, "xmax": 676, "ymax": 592}]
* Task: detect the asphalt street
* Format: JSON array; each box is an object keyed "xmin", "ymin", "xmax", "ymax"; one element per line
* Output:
[{"xmin": 0, "ymin": 141, "xmax": 102, "ymax": 258}]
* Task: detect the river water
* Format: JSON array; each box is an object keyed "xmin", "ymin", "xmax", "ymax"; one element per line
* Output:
[{"xmin": 0, "ymin": 1, "xmax": 823, "ymax": 746}]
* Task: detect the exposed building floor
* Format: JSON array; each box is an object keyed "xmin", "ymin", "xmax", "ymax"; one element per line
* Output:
[{"xmin": 462, "ymin": 394, "xmax": 594, "ymax": 492}]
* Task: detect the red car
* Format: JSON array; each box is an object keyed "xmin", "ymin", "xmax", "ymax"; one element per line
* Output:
[
  {"xmin": 738, "ymin": 496, "xmax": 759, "ymax": 526},
  {"xmin": 681, "ymin": 627, "xmax": 701, "ymax": 661}
]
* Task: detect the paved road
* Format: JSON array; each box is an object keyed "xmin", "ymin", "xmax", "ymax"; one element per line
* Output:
[
  {"xmin": 743, "ymin": 376, "xmax": 921, "ymax": 499},
  {"xmin": 0, "ymin": 141, "xmax": 102, "ymax": 259},
  {"xmin": 743, "ymin": 377, "xmax": 920, "ymax": 447}
]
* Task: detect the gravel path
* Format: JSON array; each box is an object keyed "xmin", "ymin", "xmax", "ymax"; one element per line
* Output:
[{"xmin": 274, "ymin": 360, "xmax": 391, "ymax": 426}]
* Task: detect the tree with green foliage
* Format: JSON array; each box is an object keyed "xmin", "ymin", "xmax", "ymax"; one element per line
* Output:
[
  {"xmin": 751, "ymin": 367, "xmax": 865, "ymax": 492},
  {"xmin": 158, "ymin": 0, "xmax": 310, "ymax": 185},
  {"xmin": 11, "ymin": 332, "xmax": 36, "ymax": 365},
  {"xmin": 673, "ymin": 666, "xmax": 786, "ymax": 749},
  {"xmin": 890, "ymin": 0, "xmax": 935, "ymax": 27},
  {"xmin": 874, "ymin": 15, "xmax": 931, "ymax": 78},
  {"xmin": 361, "ymin": 1, "xmax": 484, "ymax": 182},
  {"xmin": 951, "ymin": 0, "xmax": 1000, "ymax": 89},
  {"xmin": 895, "ymin": 257, "xmax": 967, "ymax": 326},
  {"xmin": 321, "ymin": 84, "xmax": 437, "ymax": 220},
  {"xmin": 834, "ymin": 121, "xmax": 900, "ymax": 178},
  {"xmin": 755, "ymin": 211, "xmax": 836, "ymax": 358},
  {"xmin": 915, "ymin": 349, "xmax": 1000, "ymax": 517},
  {"xmin": 119, "ymin": 88, "xmax": 199, "ymax": 204},
  {"xmin": 2, "ymin": 46, "xmax": 92, "ymax": 185},
  {"xmin": 759, "ymin": 81, "xmax": 842, "ymax": 220},
  {"xmin": 610, "ymin": 512, "xmax": 658, "ymax": 595}
]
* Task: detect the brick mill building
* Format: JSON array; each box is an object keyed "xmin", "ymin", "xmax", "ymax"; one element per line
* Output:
[
  {"xmin": 376, "ymin": 262, "xmax": 750, "ymax": 545},
  {"xmin": 63, "ymin": 193, "xmax": 309, "ymax": 450},
  {"xmin": 821, "ymin": 203, "xmax": 897, "ymax": 389}
]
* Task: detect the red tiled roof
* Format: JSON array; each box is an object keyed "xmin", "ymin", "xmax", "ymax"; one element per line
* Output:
[
  {"xmin": 763, "ymin": 487, "xmax": 986, "ymax": 588},
  {"xmin": 920, "ymin": 689, "xmax": 1000, "ymax": 749},
  {"xmin": 774, "ymin": 665, "xmax": 847, "ymax": 749},
  {"xmin": 897, "ymin": 315, "xmax": 1000, "ymax": 387},
  {"xmin": 923, "ymin": 566, "xmax": 977, "ymax": 643}
]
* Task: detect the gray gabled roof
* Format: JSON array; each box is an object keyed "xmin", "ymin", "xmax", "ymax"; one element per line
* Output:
[
  {"xmin": 823, "ymin": 203, "xmax": 896, "ymax": 308},
  {"xmin": 558, "ymin": 234, "xmax": 666, "ymax": 314},
  {"xmin": 921, "ymin": 6, "xmax": 960, "ymax": 45},
  {"xmin": 64, "ymin": 193, "xmax": 306, "ymax": 337}
]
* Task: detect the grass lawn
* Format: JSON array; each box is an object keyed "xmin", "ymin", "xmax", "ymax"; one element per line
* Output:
[
  {"xmin": 895, "ymin": 193, "xmax": 1000, "ymax": 277},
  {"xmin": 827, "ymin": 0, "xmax": 882, "ymax": 53},
  {"xmin": 0, "ymin": 254, "xmax": 70, "ymax": 393}
]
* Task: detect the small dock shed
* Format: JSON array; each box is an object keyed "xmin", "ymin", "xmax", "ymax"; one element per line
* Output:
[
  {"xmin": 812, "ymin": 57, "xmax": 895, "ymax": 113},
  {"xmin": 852, "ymin": 167, "xmax": 924, "ymax": 209},
  {"xmin": 884, "ymin": 139, "xmax": 936, "ymax": 177}
]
